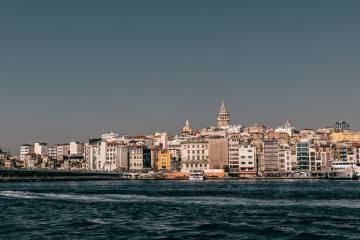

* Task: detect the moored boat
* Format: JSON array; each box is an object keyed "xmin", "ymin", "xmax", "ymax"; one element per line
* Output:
[{"xmin": 189, "ymin": 170, "xmax": 204, "ymax": 180}]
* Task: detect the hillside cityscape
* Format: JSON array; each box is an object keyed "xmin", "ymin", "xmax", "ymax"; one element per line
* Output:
[{"xmin": 0, "ymin": 101, "xmax": 359, "ymax": 179}]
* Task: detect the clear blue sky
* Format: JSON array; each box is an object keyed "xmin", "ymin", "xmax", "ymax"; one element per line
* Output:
[{"xmin": 0, "ymin": 0, "xmax": 359, "ymax": 153}]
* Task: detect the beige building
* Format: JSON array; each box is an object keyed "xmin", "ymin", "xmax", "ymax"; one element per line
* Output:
[
  {"xmin": 56, "ymin": 144, "xmax": 70, "ymax": 160},
  {"xmin": 128, "ymin": 146, "xmax": 151, "ymax": 171},
  {"xmin": 278, "ymin": 145, "xmax": 291, "ymax": 172},
  {"xmin": 228, "ymin": 136, "xmax": 240, "ymax": 173},
  {"xmin": 263, "ymin": 140, "xmax": 279, "ymax": 175},
  {"xmin": 181, "ymin": 139, "xmax": 209, "ymax": 171},
  {"xmin": 330, "ymin": 132, "xmax": 360, "ymax": 142},
  {"xmin": 208, "ymin": 138, "xmax": 228, "ymax": 169}
]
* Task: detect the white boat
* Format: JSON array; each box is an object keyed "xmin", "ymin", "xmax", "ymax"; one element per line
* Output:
[
  {"xmin": 332, "ymin": 161, "xmax": 360, "ymax": 178},
  {"xmin": 189, "ymin": 170, "xmax": 204, "ymax": 180}
]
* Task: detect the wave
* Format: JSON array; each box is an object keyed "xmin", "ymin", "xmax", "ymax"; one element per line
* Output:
[
  {"xmin": 86, "ymin": 219, "xmax": 108, "ymax": 225},
  {"xmin": 1, "ymin": 191, "xmax": 360, "ymax": 209},
  {"xmin": 0, "ymin": 191, "xmax": 39, "ymax": 199}
]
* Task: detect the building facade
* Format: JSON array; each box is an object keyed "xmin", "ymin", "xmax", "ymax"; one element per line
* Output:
[
  {"xmin": 181, "ymin": 139, "xmax": 209, "ymax": 171},
  {"xmin": 129, "ymin": 146, "xmax": 151, "ymax": 171},
  {"xmin": 263, "ymin": 140, "xmax": 279, "ymax": 175},
  {"xmin": 238, "ymin": 144, "xmax": 257, "ymax": 177}
]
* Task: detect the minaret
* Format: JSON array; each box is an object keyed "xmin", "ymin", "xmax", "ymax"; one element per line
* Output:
[
  {"xmin": 217, "ymin": 100, "xmax": 230, "ymax": 128},
  {"xmin": 181, "ymin": 120, "xmax": 193, "ymax": 134}
]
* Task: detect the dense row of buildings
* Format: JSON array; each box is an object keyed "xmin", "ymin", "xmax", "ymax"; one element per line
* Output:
[{"xmin": 1, "ymin": 101, "xmax": 360, "ymax": 177}]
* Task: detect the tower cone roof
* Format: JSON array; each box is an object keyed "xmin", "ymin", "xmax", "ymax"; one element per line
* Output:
[{"xmin": 219, "ymin": 100, "xmax": 228, "ymax": 114}]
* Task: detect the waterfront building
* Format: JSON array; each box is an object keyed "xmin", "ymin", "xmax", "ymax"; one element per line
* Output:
[
  {"xmin": 278, "ymin": 145, "xmax": 291, "ymax": 172},
  {"xmin": 85, "ymin": 138, "xmax": 128, "ymax": 171},
  {"xmin": 318, "ymin": 144, "xmax": 333, "ymax": 168},
  {"xmin": 62, "ymin": 155, "xmax": 86, "ymax": 170},
  {"xmin": 70, "ymin": 141, "xmax": 84, "ymax": 156},
  {"xmin": 128, "ymin": 146, "xmax": 151, "ymax": 171},
  {"xmin": 181, "ymin": 139, "xmax": 209, "ymax": 171},
  {"xmin": 0, "ymin": 149, "xmax": 13, "ymax": 168},
  {"xmin": 296, "ymin": 141, "xmax": 318, "ymax": 172},
  {"xmin": 34, "ymin": 142, "xmax": 48, "ymax": 156},
  {"xmin": 48, "ymin": 146, "xmax": 57, "ymax": 160},
  {"xmin": 20, "ymin": 144, "xmax": 34, "ymax": 161},
  {"xmin": 263, "ymin": 140, "xmax": 279, "ymax": 175},
  {"xmin": 84, "ymin": 139, "xmax": 101, "ymax": 170},
  {"xmin": 290, "ymin": 144, "xmax": 298, "ymax": 170},
  {"xmin": 157, "ymin": 150, "xmax": 171, "ymax": 171},
  {"xmin": 217, "ymin": 100, "xmax": 230, "ymax": 128},
  {"xmin": 101, "ymin": 141, "xmax": 128, "ymax": 171},
  {"xmin": 150, "ymin": 146, "xmax": 161, "ymax": 169},
  {"xmin": 56, "ymin": 144, "xmax": 70, "ymax": 160},
  {"xmin": 296, "ymin": 141, "xmax": 310, "ymax": 172},
  {"xmin": 349, "ymin": 143, "xmax": 360, "ymax": 164},
  {"xmin": 24, "ymin": 154, "xmax": 41, "ymax": 168},
  {"xmin": 208, "ymin": 138, "xmax": 228, "ymax": 169},
  {"xmin": 238, "ymin": 144, "xmax": 257, "ymax": 177},
  {"xmin": 228, "ymin": 136, "xmax": 240, "ymax": 176},
  {"xmin": 0, "ymin": 149, "xmax": 9, "ymax": 161},
  {"xmin": 167, "ymin": 138, "xmax": 182, "ymax": 159}
]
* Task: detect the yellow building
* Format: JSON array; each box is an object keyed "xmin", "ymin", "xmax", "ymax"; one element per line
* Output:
[
  {"xmin": 330, "ymin": 132, "xmax": 360, "ymax": 142},
  {"xmin": 157, "ymin": 150, "xmax": 171, "ymax": 171}
]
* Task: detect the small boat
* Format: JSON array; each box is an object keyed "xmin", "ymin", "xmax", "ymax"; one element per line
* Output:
[{"xmin": 189, "ymin": 170, "xmax": 204, "ymax": 181}]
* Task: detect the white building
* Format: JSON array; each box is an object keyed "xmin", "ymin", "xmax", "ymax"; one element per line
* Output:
[
  {"xmin": 85, "ymin": 140, "xmax": 100, "ymax": 170},
  {"xmin": 20, "ymin": 144, "xmax": 33, "ymax": 161},
  {"xmin": 101, "ymin": 132, "xmax": 120, "ymax": 142},
  {"xmin": 20, "ymin": 144, "xmax": 34, "ymax": 161},
  {"xmin": 101, "ymin": 142, "xmax": 128, "ymax": 171},
  {"xmin": 48, "ymin": 146, "xmax": 57, "ymax": 160},
  {"xmin": 85, "ymin": 138, "xmax": 128, "ymax": 171},
  {"xmin": 151, "ymin": 132, "xmax": 169, "ymax": 149},
  {"xmin": 70, "ymin": 141, "xmax": 84, "ymax": 156},
  {"xmin": 238, "ymin": 144, "xmax": 257, "ymax": 176},
  {"xmin": 34, "ymin": 142, "xmax": 48, "ymax": 156},
  {"xmin": 181, "ymin": 139, "xmax": 209, "ymax": 171}
]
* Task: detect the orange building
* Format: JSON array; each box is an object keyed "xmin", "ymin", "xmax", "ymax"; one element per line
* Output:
[{"xmin": 157, "ymin": 150, "xmax": 171, "ymax": 171}]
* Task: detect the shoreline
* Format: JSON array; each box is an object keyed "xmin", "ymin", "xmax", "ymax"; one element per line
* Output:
[{"xmin": 0, "ymin": 177, "xmax": 358, "ymax": 182}]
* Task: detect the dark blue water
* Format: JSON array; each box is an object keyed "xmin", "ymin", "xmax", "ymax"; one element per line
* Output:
[{"xmin": 0, "ymin": 180, "xmax": 359, "ymax": 239}]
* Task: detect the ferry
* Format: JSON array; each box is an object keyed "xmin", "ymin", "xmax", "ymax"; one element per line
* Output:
[
  {"xmin": 332, "ymin": 161, "xmax": 360, "ymax": 179},
  {"xmin": 189, "ymin": 170, "xmax": 204, "ymax": 181}
]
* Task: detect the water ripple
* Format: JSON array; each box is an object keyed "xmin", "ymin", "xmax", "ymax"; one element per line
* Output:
[{"xmin": 0, "ymin": 180, "xmax": 359, "ymax": 239}]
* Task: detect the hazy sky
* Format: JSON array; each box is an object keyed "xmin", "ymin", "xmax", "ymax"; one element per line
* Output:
[{"xmin": 0, "ymin": 0, "xmax": 359, "ymax": 153}]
